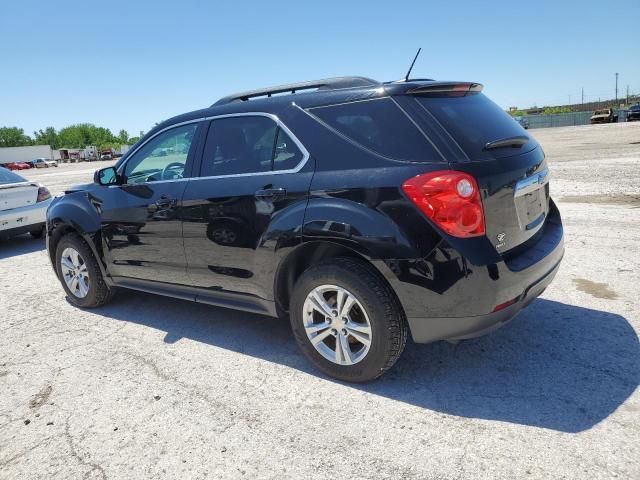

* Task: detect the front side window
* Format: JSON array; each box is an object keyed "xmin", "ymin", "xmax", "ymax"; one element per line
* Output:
[
  {"xmin": 124, "ymin": 124, "xmax": 197, "ymax": 184},
  {"xmin": 201, "ymin": 116, "xmax": 305, "ymax": 177}
]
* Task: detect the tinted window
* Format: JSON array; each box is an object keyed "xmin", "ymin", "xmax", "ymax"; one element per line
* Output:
[
  {"xmin": 416, "ymin": 93, "xmax": 534, "ymax": 160},
  {"xmin": 202, "ymin": 116, "xmax": 276, "ymax": 177},
  {"xmin": 273, "ymin": 128, "xmax": 304, "ymax": 171},
  {"xmin": 0, "ymin": 168, "xmax": 25, "ymax": 184},
  {"xmin": 124, "ymin": 124, "xmax": 197, "ymax": 184},
  {"xmin": 308, "ymin": 98, "xmax": 438, "ymax": 161}
]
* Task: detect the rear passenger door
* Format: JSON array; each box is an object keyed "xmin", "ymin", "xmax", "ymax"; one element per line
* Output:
[{"xmin": 182, "ymin": 113, "xmax": 314, "ymax": 300}]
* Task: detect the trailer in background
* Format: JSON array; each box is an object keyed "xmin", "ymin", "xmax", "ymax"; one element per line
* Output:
[
  {"xmin": 56, "ymin": 146, "xmax": 98, "ymax": 162},
  {"xmin": 0, "ymin": 145, "xmax": 52, "ymax": 165}
]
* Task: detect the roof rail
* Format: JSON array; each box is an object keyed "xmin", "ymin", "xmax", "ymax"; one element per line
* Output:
[{"xmin": 212, "ymin": 76, "xmax": 380, "ymax": 106}]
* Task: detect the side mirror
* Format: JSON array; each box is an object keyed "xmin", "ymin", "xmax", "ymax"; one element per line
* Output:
[{"xmin": 94, "ymin": 167, "xmax": 120, "ymax": 186}]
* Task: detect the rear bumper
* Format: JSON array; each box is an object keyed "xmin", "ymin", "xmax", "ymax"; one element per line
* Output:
[
  {"xmin": 0, "ymin": 199, "xmax": 51, "ymax": 236},
  {"xmin": 385, "ymin": 201, "xmax": 564, "ymax": 343},
  {"xmin": 407, "ymin": 254, "xmax": 561, "ymax": 343}
]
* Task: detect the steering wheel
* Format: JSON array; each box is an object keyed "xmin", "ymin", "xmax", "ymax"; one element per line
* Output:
[{"xmin": 161, "ymin": 162, "xmax": 185, "ymax": 180}]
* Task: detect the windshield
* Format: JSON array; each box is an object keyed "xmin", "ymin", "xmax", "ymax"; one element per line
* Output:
[
  {"xmin": 594, "ymin": 110, "xmax": 609, "ymax": 115},
  {"xmin": 0, "ymin": 168, "xmax": 26, "ymax": 184}
]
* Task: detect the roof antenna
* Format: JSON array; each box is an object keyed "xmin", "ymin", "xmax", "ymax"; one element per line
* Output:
[{"xmin": 404, "ymin": 47, "xmax": 422, "ymax": 82}]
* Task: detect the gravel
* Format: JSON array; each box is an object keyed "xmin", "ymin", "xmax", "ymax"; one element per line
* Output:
[{"xmin": 1, "ymin": 123, "xmax": 639, "ymax": 479}]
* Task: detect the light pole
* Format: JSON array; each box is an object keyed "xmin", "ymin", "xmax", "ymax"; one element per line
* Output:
[{"xmin": 615, "ymin": 72, "xmax": 619, "ymax": 104}]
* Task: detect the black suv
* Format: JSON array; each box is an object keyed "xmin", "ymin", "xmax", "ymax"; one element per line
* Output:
[
  {"xmin": 627, "ymin": 104, "xmax": 640, "ymax": 122},
  {"xmin": 46, "ymin": 77, "xmax": 564, "ymax": 382}
]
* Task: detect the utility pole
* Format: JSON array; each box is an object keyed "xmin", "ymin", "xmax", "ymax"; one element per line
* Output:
[
  {"xmin": 615, "ymin": 72, "xmax": 619, "ymax": 103},
  {"xmin": 581, "ymin": 87, "xmax": 584, "ymax": 105},
  {"xmin": 627, "ymin": 85, "xmax": 630, "ymax": 105}
]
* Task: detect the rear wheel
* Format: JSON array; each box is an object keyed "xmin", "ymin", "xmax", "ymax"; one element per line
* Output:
[
  {"xmin": 290, "ymin": 257, "xmax": 408, "ymax": 382},
  {"xmin": 55, "ymin": 233, "xmax": 115, "ymax": 308}
]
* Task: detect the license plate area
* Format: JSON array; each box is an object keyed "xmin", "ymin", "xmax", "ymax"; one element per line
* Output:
[{"xmin": 514, "ymin": 168, "xmax": 549, "ymax": 231}]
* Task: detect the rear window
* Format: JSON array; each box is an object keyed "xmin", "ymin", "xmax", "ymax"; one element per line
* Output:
[
  {"xmin": 416, "ymin": 93, "xmax": 534, "ymax": 160},
  {"xmin": 0, "ymin": 168, "xmax": 25, "ymax": 184},
  {"xmin": 308, "ymin": 98, "xmax": 442, "ymax": 162}
]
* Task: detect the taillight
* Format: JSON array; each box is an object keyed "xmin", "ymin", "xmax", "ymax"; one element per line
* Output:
[
  {"xmin": 401, "ymin": 170, "xmax": 485, "ymax": 238},
  {"xmin": 37, "ymin": 186, "xmax": 51, "ymax": 202}
]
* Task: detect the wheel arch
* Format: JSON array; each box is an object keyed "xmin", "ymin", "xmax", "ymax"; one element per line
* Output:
[
  {"xmin": 47, "ymin": 215, "xmax": 110, "ymax": 285},
  {"xmin": 273, "ymin": 239, "xmax": 397, "ymax": 315}
]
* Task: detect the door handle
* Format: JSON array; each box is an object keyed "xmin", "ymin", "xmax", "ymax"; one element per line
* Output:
[
  {"xmin": 255, "ymin": 187, "xmax": 286, "ymax": 199},
  {"xmin": 155, "ymin": 196, "xmax": 176, "ymax": 208}
]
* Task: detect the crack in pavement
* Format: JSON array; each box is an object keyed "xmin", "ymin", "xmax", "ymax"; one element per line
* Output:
[{"xmin": 64, "ymin": 416, "xmax": 107, "ymax": 480}]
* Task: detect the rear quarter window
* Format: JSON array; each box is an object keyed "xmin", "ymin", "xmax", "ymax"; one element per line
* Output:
[{"xmin": 308, "ymin": 98, "xmax": 443, "ymax": 162}]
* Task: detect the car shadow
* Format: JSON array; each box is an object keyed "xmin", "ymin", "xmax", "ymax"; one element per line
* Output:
[
  {"xmin": 0, "ymin": 235, "xmax": 45, "ymax": 259},
  {"xmin": 95, "ymin": 291, "xmax": 639, "ymax": 433}
]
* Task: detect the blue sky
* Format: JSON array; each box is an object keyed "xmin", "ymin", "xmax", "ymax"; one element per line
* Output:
[{"xmin": 1, "ymin": 0, "xmax": 638, "ymax": 137}]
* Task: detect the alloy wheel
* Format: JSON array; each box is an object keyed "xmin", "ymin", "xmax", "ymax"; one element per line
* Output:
[
  {"xmin": 302, "ymin": 285, "xmax": 372, "ymax": 365},
  {"xmin": 60, "ymin": 247, "xmax": 90, "ymax": 298}
]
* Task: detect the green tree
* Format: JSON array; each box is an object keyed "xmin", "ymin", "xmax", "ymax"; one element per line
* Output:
[
  {"xmin": 117, "ymin": 129, "xmax": 129, "ymax": 145},
  {"xmin": 0, "ymin": 127, "xmax": 33, "ymax": 147},
  {"xmin": 33, "ymin": 127, "xmax": 58, "ymax": 149},
  {"xmin": 57, "ymin": 123, "xmax": 120, "ymax": 149}
]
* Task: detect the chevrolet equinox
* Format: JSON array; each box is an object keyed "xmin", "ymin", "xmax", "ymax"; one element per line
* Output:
[{"xmin": 46, "ymin": 77, "xmax": 564, "ymax": 382}]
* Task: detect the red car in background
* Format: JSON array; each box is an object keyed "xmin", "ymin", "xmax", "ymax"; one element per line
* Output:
[{"xmin": 5, "ymin": 162, "xmax": 32, "ymax": 170}]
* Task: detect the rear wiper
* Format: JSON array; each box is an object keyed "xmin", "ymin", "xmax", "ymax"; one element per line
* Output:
[{"xmin": 483, "ymin": 135, "xmax": 529, "ymax": 151}]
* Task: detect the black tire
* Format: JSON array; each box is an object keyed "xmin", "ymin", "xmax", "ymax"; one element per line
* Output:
[
  {"xmin": 55, "ymin": 233, "xmax": 115, "ymax": 308},
  {"xmin": 289, "ymin": 257, "xmax": 408, "ymax": 382},
  {"xmin": 29, "ymin": 226, "xmax": 45, "ymax": 238}
]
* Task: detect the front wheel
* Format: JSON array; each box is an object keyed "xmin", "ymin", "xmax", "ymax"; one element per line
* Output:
[
  {"xmin": 290, "ymin": 257, "xmax": 408, "ymax": 382},
  {"xmin": 55, "ymin": 233, "xmax": 115, "ymax": 308}
]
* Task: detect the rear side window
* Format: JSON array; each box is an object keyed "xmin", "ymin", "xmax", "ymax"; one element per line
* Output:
[
  {"xmin": 201, "ymin": 116, "xmax": 306, "ymax": 177},
  {"xmin": 416, "ymin": 93, "xmax": 533, "ymax": 160},
  {"xmin": 308, "ymin": 98, "xmax": 441, "ymax": 162},
  {"xmin": 0, "ymin": 168, "xmax": 25, "ymax": 184}
]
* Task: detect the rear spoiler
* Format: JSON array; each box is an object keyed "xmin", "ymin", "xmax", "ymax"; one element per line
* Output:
[
  {"xmin": 0, "ymin": 181, "xmax": 39, "ymax": 190},
  {"xmin": 405, "ymin": 82, "xmax": 483, "ymax": 97}
]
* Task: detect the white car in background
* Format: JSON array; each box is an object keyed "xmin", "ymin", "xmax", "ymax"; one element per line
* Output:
[
  {"xmin": 0, "ymin": 168, "xmax": 52, "ymax": 239},
  {"xmin": 32, "ymin": 158, "xmax": 58, "ymax": 168}
]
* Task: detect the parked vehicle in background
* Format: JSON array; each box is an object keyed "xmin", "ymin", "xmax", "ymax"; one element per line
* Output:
[
  {"xmin": 100, "ymin": 148, "xmax": 115, "ymax": 161},
  {"xmin": 0, "ymin": 167, "xmax": 52, "ymax": 239},
  {"xmin": 6, "ymin": 162, "xmax": 32, "ymax": 170},
  {"xmin": 32, "ymin": 158, "xmax": 58, "ymax": 168},
  {"xmin": 47, "ymin": 76, "xmax": 564, "ymax": 382},
  {"xmin": 626, "ymin": 104, "xmax": 640, "ymax": 122},
  {"xmin": 590, "ymin": 108, "xmax": 618, "ymax": 124},
  {"xmin": 513, "ymin": 116, "xmax": 529, "ymax": 129}
]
